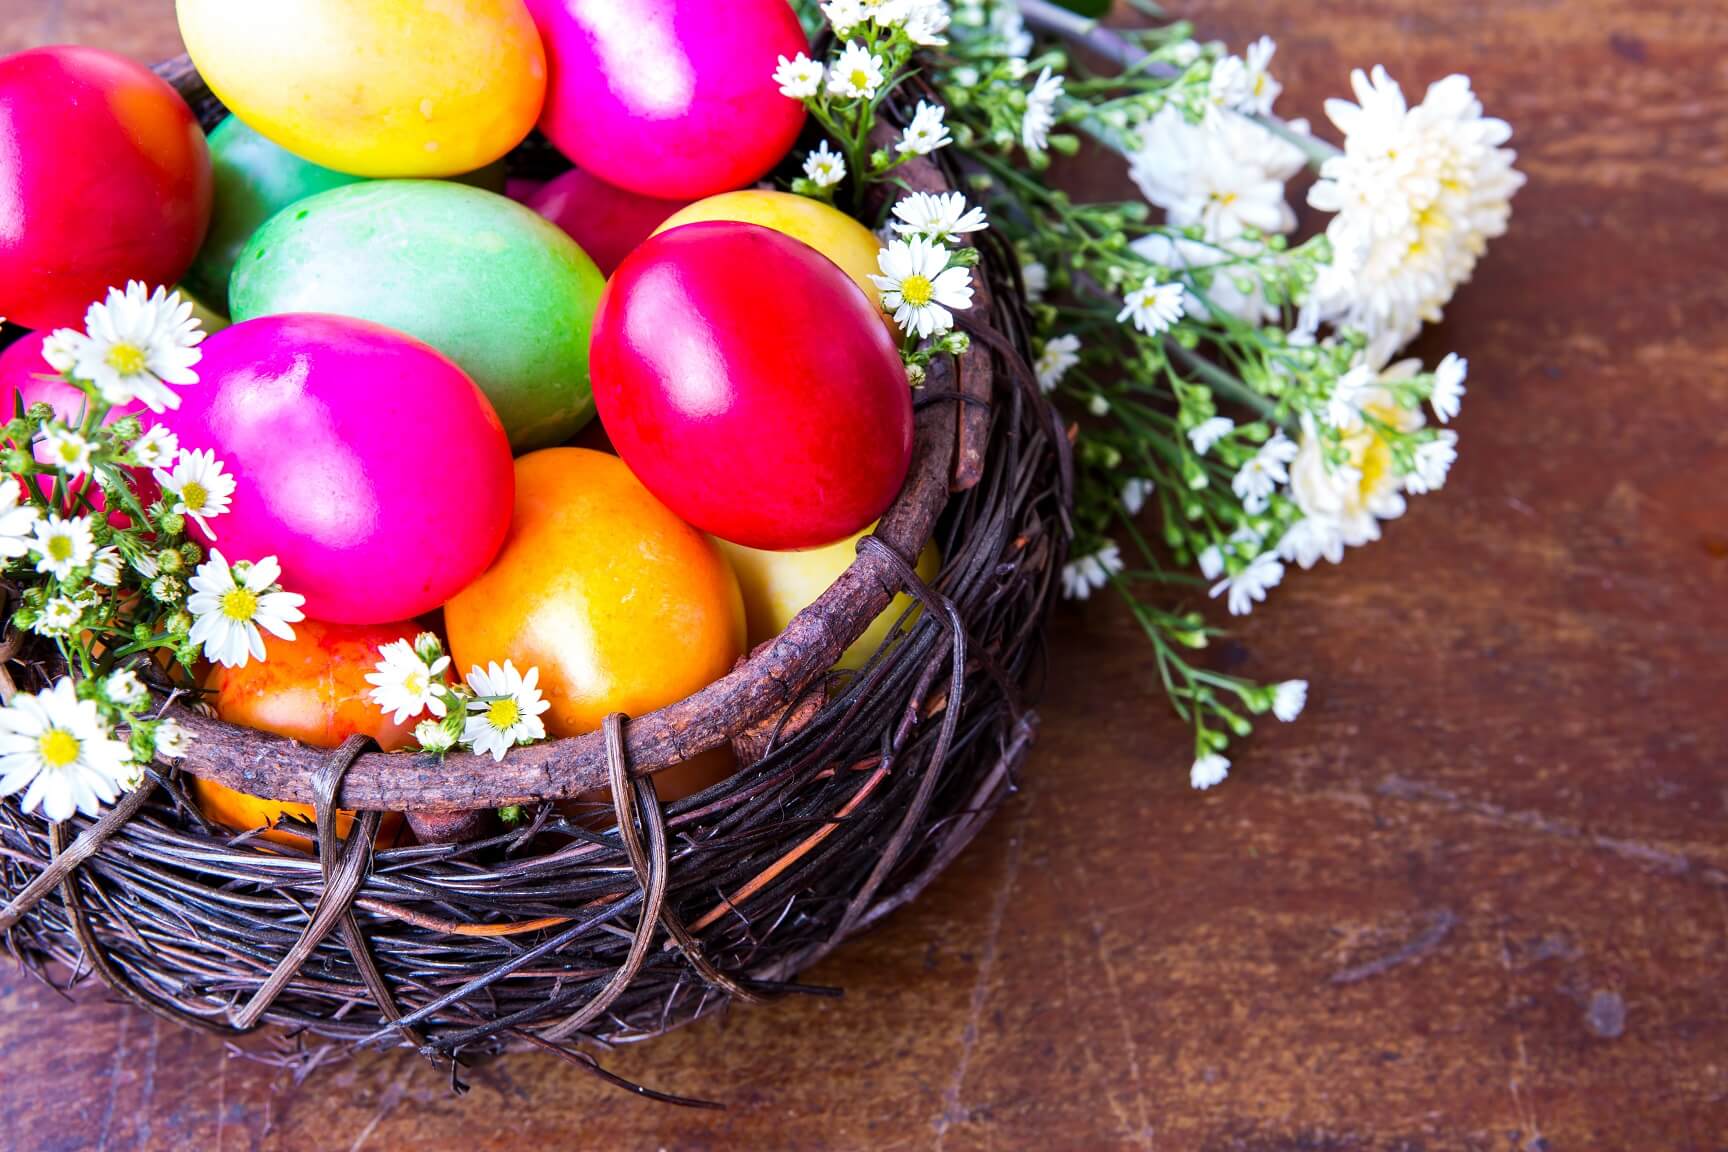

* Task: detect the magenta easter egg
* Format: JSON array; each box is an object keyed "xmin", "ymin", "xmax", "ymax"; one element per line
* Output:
[
  {"xmin": 526, "ymin": 167, "xmax": 690, "ymax": 275},
  {"xmin": 0, "ymin": 47, "xmax": 212, "ymax": 331},
  {"xmin": 590, "ymin": 222, "xmax": 912, "ymax": 551},
  {"xmin": 163, "ymin": 315, "xmax": 514, "ymax": 623},
  {"xmin": 525, "ymin": 0, "xmax": 807, "ymax": 199}
]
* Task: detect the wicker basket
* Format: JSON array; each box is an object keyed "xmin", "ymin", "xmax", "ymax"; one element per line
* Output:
[{"xmin": 0, "ymin": 55, "xmax": 1069, "ymax": 1089}]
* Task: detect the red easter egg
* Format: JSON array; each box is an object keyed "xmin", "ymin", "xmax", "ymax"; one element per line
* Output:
[
  {"xmin": 525, "ymin": 0, "xmax": 807, "ymax": 200},
  {"xmin": 162, "ymin": 314, "xmax": 514, "ymax": 624},
  {"xmin": 590, "ymin": 222, "xmax": 912, "ymax": 551},
  {"xmin": 0, "ymin": 46, "xmax": 212, "ymax": 330},
  {"xmin": 525, "ymin": 166, "xmax": 690, "ymax": 275}
]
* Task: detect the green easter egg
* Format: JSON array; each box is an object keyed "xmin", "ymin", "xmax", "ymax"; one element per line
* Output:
[{"xmin": 230, "ymin": 180, "xmax": 605, "ymax": 450}]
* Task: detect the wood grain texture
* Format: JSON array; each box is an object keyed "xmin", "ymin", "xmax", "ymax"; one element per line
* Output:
[{"xmin": 2, "ymin": 1, "xmax": 1726, "ymax": 1149}]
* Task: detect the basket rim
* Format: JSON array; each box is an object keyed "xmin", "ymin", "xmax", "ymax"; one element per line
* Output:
[{"xmin": 147, "ymin": 55, "xmax": 1002, "ymax": 813}]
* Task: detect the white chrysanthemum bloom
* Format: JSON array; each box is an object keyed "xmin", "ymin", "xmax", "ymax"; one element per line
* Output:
[
  {"xmin": 1128, "ymin": 107, "xmax": 1306, "ymax": 243},
  {"xmin": 51, "ymin": 282, "xmax": 204, "ymax": 413},
  {"xmin": 897, "ymin": 100, "xmax": 953, "ymax": 155},
  {"xmin": 34, "ymin": 596, "xmax": 83, "ymax": 637},
  {"xmin": 891, "ymin": 191, "xmax": 987, "ymax": 244},
  {"xmin": 901, "ymin": 1, "xmax": 950, "ymax": 46},
  {"xmin": 152, "ymin": 448, "xmax": 235, "ymax": 537},
  {"xmin": 1210, "ymin": 36, "xmax": 1282, "ymax": 114},
  {"xmin": 821, "ymin": 0, "xmax": 868, "ymax": 32},
  {"xmin": 365, "ymin": 638, "xmax": 453, "ymax": 724},
  {"xmin": 1288, "ymin": 371, "xmax": 1424, "ymax": 555},
  {"xmin": 29, "ymin": 513, "xmax": 96, "ymax": 580},
  {"xmin": 1210, "ymin": 550, "xmax": 1284, "ymax": 616},
  {"xmin": 90, "ymin": 545, "xmax": 123, "ymax": 588},
  {"xmin": 1022, "ymin": 67, "xmax": 1063, "ymax": 152},
  {"xmin": 0, "ymin": 678, "xmax": 134, "ymax": 821},
  {"xmin": 1276, "ymin": 515, "xmax": 1346, "ymax": 571},
  {"xmin": 1187, "ymin": 416, "xmax": 1235, "ymax": 456},
  {"xmin": 828, "ymin": 41, "xmax": 886, "ymax": 100},
  {"xmin": 106, "ymin": 668, "xmax": 147, "ymax": 708},
  {"xmin": 40, "ymin": 425, "xmax": 94, "ymax": 478},
  {"xmin": 1405, "ymin": 431, "xmax": 1459, "ymax": 495},
  {"xmin": 1191, "ymin": 753, "xmax": 1230, "ymax": 790},
  {"xmin": 1117, "ymin": 278, "xmax": 1186, "ymax": 337},
  {"xmin": 1034, "ymin": 333, "xmax": 1081, "ymax": 393},
  {"xmin": 1121, "ymin": 477, "xmax": 1154, "ymax": 516},
  {"xmin": 127, "ymin": 423, "xmax": 179, "ymax": 469},
  {"xmin": 1129, "ymin": 232, "xmax": 1277, "ymax": 326},
  {"xmin": 1020, "ymin": 259, "xmax": 1048, "ymax": 303},
  {"xmin": 0, "ymin": 480, "xmax": 41, "ymax": 560},
  {"xmin": 1272, "ymin": 679, "xmax": 1308, "ymax": 722},
  {"xmin": 155, "ymin": 718, "xmax": 190, "ymax": 759},
  {"xmin": 803, "ymin": 140, "xmax": 847, "ymax": 188},
  {"xmin": 1231, "ymin": 430, "xmax": 1298, "ymax": 513},
  {"xmin": 1430, "ymin": 353, "xmax": 1467, "ymax": 423},
  {"xmin": 871, "ymin": 237, "xmax": 974, "ymax": 338},
  {"xmin": 1060, "ymin": 541, "xmax": 1123, "ymax": 601},
  {"xmin": 186, "ymin": 550, "xmax": 306, "ymax": 668},
  {"xmin": 773, "ymin": 52, "xmax": 824, "ymax": 100},
  {"xmin": 462, "ymin": 661, "xmax": 551, "ymax": 762},
  {"xmin": 1308, "ymin": 68, "xmax": 1525, "ymax": 348}
]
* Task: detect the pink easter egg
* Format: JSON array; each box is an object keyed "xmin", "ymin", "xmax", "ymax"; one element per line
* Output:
[
  {"xmin": 0, "ymin": 332, "xmax": 141, "ymax": 516},
  {"xmin": 163, "ymin": 314, "xmax": 514, "ymax": 623},
  {"xmin": 525, "ymin": 0, "xmax": 808, "ymax": 200},
  {"xmin": 525, "ymin": 166, "xmax": 690, "ymax": 275}
]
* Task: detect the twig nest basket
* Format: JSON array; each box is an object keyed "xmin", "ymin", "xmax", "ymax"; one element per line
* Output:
[{"xmin": 0, "ymin": 57, "xmax": 1068, "ymax": 1084}]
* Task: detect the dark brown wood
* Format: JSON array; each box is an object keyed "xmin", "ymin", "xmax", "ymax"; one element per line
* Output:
[{"xmin": 2, "ymin": 2, "xmax": 1725, "ymax": 1150}]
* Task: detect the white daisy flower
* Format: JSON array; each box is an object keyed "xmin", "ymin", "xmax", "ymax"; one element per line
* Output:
[
  {"xmin": 0, "ymin": 481, "xmax": 41, "ymax": 561},
  {"xmin": 29, "ymin": 513, "xmax": 96, "ymax": 580},
  {"xmin": 1231, "ymin": 429, "xmax": 1298, "ymax": 513},
  {"xmin": 33, "ymin": 595, "xmax": 83, "ymax": 638},
  {"xmin": 1129, "ymin": 231, "xmax": 1278, "ymax": 327},
  {"xmin": 870, "ymin": 237, "xmax": 975, "ymax": 339},
  {"xmin": 1128, "ymin": 106, "xmax": 1306, "ymax": 243},
  {"xmin": 152, "ymin": 448, "xmax": 235, "ymax": 538},
  {"xmin": 186, "ymin": 550, "xmax": 306, "ymax": 668},
  {"xmin": 773, "ymin": 53, "xmax": 824, "ymax": 100},
  {"xmin": 52, "ymin": 282, "xmax": 204, "ymax": 413},
  {"xmin": 1190, "ymin": 753, "xmax": 1230, "ymax": 791},
  {"xmin": 1209, "ymin": 550, "xmax": 1284, "ymax": 616},
  {"xmin": 462, "ymin": 661, "xmax": 551, "ymax": 762},
  {"xmin": 1324, "ymin": 364, "xmax": 1378, "ymax": 431},
  {"xmin": 154, "ymin": 718, "xmax": 190, "ymax": 759},
  {"xmin": 40, "ymin": 425, "xmax": 94, "ymax": 478},
  {"xmin": 0, "ymin": 678, "xmax": 134, "ymax": 821},
  {"xmin": 1272, "ymin": 679, "xmax": 1308, "ymax": 723},
  {"xmin": 897, "ymin": 100, "xmax": 953, "ymax": 155},
  {"xmin": 1020, "ymin": 259, "xmax": 1048, "ymax": 303},
  {"xmin": 106, "ymin": 668, "xmax": 147, "ymax": 708},
  {"xmin": 1034, "ymin": 333, "xmax": 1081, "ymax": 393},
  {"xmin": 1022, "ymin": 67, "xmax": 1064, "ymax": 152},
  {"xmin": 1210, "ymin": 37, "xmax": 1282, "ymax": 114},
  {"xmin": 803, "ymin": 140, "xmax": 847, "ymax": 189},
  {"xmin": 90, "ymin": 545, "xmax": 123, "ymax": 588},
  {"xmin": 821, "ymin": 0, "xmax": 869, "ymax": 32},
  {"xmin": 1276, "ymin": 515, "xmax": 1347, "ymax": 570},
  {"xmin": 1060, "ymin": 541, "xmax": 1124, "ymax": 601},
  {"xmin": 1430, "ymin": 353, "xmax": 1467, "ymax": 423},
  {"xmin": 891, "ymin": 191, "xmax": 988, "ymax": 245},
  {"xmin": 1121, "ymin": 477, "xmax": 1155, "ymax": 516},
  {"xmin": 828, "ymin": 42, "xmax": 886, "ymax": 100},
  {"xmin": 1117, "ymin": 278, "xmax": 1186, "ymax": 336},
  {"xmin": 1405, "ymin": 431, "xmax": 1459, "ymax": 495},
  {"xmin": 1187, "ymin": 416, "xmax": 1235, "ymax": 456},
  {"xmin": 902, "ymin": 1, "xmax": 950, "ymax": 45},
  {"xmin": 365, "ymin": 638, "xmax": 453, "ymax": 725},
  {"xmin": 127, "ymin": 424, "xmax": 179, "ymax": 469}
]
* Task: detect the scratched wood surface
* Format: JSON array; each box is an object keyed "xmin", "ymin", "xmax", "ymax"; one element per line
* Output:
[{"xmin": 3, "ymin": 2, "xmax": 1727, "ymax": 1149}]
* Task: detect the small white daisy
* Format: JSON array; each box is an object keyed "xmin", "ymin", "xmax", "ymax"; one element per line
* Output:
[
  {"xmin": 1272, "ymin": 679, "xmax": 1308, "ymax": 722},
  {"xmin": 902, "ymin": 1, "xmax": 950, "ymax": 45},
  {"xmin": 52, "ymin": 282, "xmax": 204, "ymax": 412},
  {"xmin": 29, "ymin": 513, "xmax": 96, "ymax": 580},
  {"xmin": 127, "ymin": 424, "xmax": 179, "ymax": 469},
  {"xmin": 462, "ymin": 661, "xmax": 551, "ymax": 762},
  {"xmin": 33, "ymin": 595, "xmax": 83, "ymax": 638},
  {"xmin": 365, "ymin": 638, "xmax": 453, "ymax": 725},
  {"xmin": 1276, "ymin": 516, "xmax": 1347, "ymax": 570},
  {"xmin": 106, "ymin": 668, "xmax": 147, "ymax": 708},
  {"xmin": 1034, "ymin": 333, "xmax": 1081, "ymax": 393},
  {"xmin": 820, "ymin": 0, "xmax": 868, "ymax": 32},
  {"xmin": 1187, "ymin": 416, "xmax": 1236, "ymax": 456},
  {"xmin": 152, "ymin": 448, "xmax": 235, "ymax": 538},
  {"xmin": 1117, "ymin": 278, "xmax": 1186, "ymax": 336},
  {"xmin": 1209, "ymin": 550, "xmax": 1284, "ymax": 616},
  {"xmin": 1022, "ymin": 67, "xmax": 1064, "ymax": 152},
  {"xmin": 1325, "ymin": 365, "xmax": 1377, "ymax": 431},
  {"xmin": 1430, "ymin": 353, "xmax": 1467, "ymax": 423},
  {"xmin": 1060, "ymin": 541, "xmax": 1124, "ymax": 601},
  {"xmin": 1190, "ymin": 753, "xmax": 1230, "ymax": 790},
  {"xmin": 186, "ymin": 550, "xmax": 306, "ymax": 668},
  {"xmin": 1405, "ymin": 431, "xmax": 1459, "ymax": 495},
  {"xmin": 891, "ymin": 191, "xmax": 988, "ymax": 245},
  {"xmin": 897, "ymin": 100, "xmax": 953, "ymax": 155},
  {"xmin": 154, "ymin": 718, "xmax": 190, "ymax": 759},
  {"xmin": 870, "ymin": 237, "xmax": 975, "ymax": 339},
  {"xmin": 803, "ymin": 140, "xmax": 847, "ymax": 189},
  {"xmin": 0, "ymin": 481, "xmax": 41, "ymax": 561},
  {"xmin": 40, "ymin": 425, "xmax": 94, "ymax": 478},
  {"xmin": 1230, "ymin": 430, "xmax": 1299, "ymax": 514},
  {"xmin": 827, "ymin": 41, "xmax": 886, "ymax": 100},
  {"xmin": 1021, "ymin": 260, "xmax": 1049, "ymax": 303},
  {"xmin": 89, "ymin": 545, "xmax": 123, "ymax": 588},
  {"xmin": 773, "ymin": 52, "xmax": 824, "ymax": 99},
  {"xmin": 0, "ymin": 678, "xmax": 134, "ymax": 821},
  {"xmin": 1121, "ymin": 477, "xmax": 1155, "ymax": 516}
]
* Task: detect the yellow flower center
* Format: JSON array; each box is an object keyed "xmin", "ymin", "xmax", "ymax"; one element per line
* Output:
[
  {"xmin": 404, "ymin": 671, "xmax": 428, "ymax": 698},
  {"xmin": 220, "ymin": 587, "xmax": 258, "ymax": 622},
  {"xmin": 56, "ymin": 442, "xmax": 81, "ymax": 462},
  {"xmin": 486, "ymin": 698, "xmax": 521, "ymax": 730},
  {"xmin": 105, "ymin": 343, "xmax": 148, "ymax": 377},
  {"xmin": 180, "ymin": 480, "xmax": 208, "ymax": 512},
  {"xmin": 850, "ymin": 68, "xmax": 870, "ymax": 89},
  {"xmin": 38, "ymin": 729, "xmax": 79, "ymax": 769},
  {"xmin": 901, "ymin": 274, "xmax": 935, "ymax": 307},
  {"xmin": 47, "ymin": 535, "xmax": 73, "ymax": 562}
]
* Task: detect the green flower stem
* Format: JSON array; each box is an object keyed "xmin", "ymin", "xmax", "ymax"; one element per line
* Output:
[{"xmin": 1165, "ymin": 340, "xmax": 1280, "ymax": 423}]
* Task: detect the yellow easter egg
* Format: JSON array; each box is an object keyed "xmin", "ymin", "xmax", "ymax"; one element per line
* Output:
[
  {"xmin": 175, "ymin": 0, "xmax": 546, "ymax": 178},
  {"xmin": 715, "ymin": 525, "xmax": 941, "ymax": 672}
]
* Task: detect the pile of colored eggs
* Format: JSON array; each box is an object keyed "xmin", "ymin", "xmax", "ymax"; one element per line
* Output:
[{"xmin": 0, "ymin": 0, "xmax": 936, "ymax": 833}]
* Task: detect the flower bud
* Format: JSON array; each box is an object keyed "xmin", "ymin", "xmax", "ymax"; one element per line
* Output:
[
  {"xmin": 415, "ymin": 718, "xmax": 456, "ymax": 754},
  {"xmin": 158, "ymin": 511, "xmax": 185, "ymax": 537},
  {"xmin": 0, "ymin": 449, "xmax": 32, "ymax": 474},
  {"xmin": 150, "ymin": 575, "xmax": 183, "ymax": 603},
  {"xmin": 109, "ymin": 415, "xmax": 142, "ymax": 442},
  {"xmin": 25, "ymin": 401, "xmax": 53, "ymax": 424},
  {"xmin": 155, "ymin": 548, "xmax": 184, "ymax": 574}
]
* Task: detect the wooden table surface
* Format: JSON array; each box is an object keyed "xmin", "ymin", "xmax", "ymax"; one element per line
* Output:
[{"xmin": 4, "ymin": 2, "xmax": 1726, "ymax": 1149}]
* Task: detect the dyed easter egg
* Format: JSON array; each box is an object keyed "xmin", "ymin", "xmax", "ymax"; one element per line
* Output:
[
  {"xmin": 0, "ymin": 46, "xmax": 212, "ymax": 330},
  {"xmin": 196, "ymin": 616, "xmax": 416, "ymax": 847},
  {"xmin": 526, "ymin": 167, "xmax": 690, "ymax": 276},
  {"xmin": 716, "ymin": 526, "xmax": 941, "ymax": 672},
  {"xmin": 163, "ymin": 314, "xmax": 514, "ymax": 623},
  {"xmin": 444, "ymin": 448, "xmax": 744, "ymax": 738},
  {"xmin": 175, "ymin": 0, "xmax": 545, "ymax": 178},
  {"xmin": 590, "ymin": 223, "xmax": 912, "ymax": 551},
  {"xmin": 231, "ymin": 181, "xmax": 605, "ymax": 450},
  {"xmin": 526, "ymin": 0, "xmax": 806, "ymax": 199}
]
